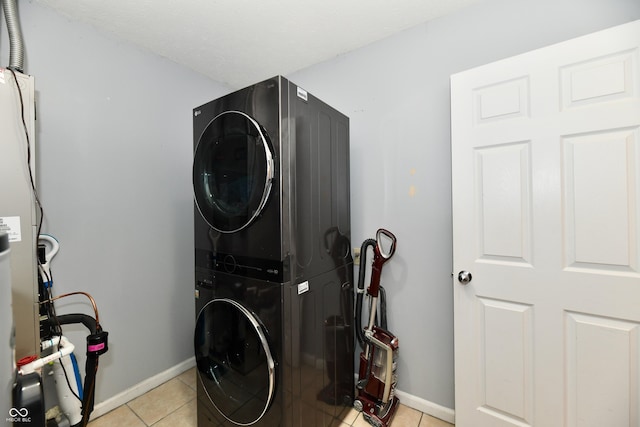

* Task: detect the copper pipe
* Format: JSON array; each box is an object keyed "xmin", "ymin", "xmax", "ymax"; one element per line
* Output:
[{"xmin": 40, "ymin": 291, "xmax": 100, "ymax": 325}]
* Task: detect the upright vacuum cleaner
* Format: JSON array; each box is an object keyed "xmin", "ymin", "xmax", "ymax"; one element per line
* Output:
[{"xmin": 354, "ymin": 229, "xmax": 400, "ymax": 427}]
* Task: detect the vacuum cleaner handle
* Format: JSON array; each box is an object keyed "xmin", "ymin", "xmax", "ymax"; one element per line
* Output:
[
  {"xmin": 368, "ymin": 229, "xmax": 397, "ymax": 298},
  {"xmin": 376, "ymin": 228, "xmax": 397, "ymax": 260}
]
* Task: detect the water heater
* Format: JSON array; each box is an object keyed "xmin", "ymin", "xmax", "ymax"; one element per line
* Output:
[{"xmin": 0, "ymin": 69, "xmax": 38, "ymax": 358}]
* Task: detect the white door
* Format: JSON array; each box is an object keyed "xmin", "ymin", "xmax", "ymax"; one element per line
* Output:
[{"xmin": 451, "ymin": 20, "xmax": 640, "ymax": 427}]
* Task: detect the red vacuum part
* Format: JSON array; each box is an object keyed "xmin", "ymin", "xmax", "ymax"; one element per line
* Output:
[{"xmin": 354, "ymin": 229, "xmax": 400, "ymax": 427}]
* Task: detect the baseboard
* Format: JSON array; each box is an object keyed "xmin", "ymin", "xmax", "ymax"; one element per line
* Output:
[
  {"xmin": 90, "ymin": 356, "xmax": 196, "ymax": 420},
  {"xmin": 352, "ymin": 373, "xmax": 455, "ymax": 424},
  {"xmin": 91, "ymin": 358, "xmax": 455, "ymax": 425},
  {"xmin": 394, "ymin": 389, "xmax": 455, "ymax": 424}
]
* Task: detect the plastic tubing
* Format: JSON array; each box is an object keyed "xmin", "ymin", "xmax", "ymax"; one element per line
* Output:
[{"xmin": 19, "ymin": 336, "xmax": 75, "ymax": 374}]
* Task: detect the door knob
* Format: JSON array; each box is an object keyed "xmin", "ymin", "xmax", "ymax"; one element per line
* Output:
[{"xmin": 458, "ymin": 271, "xmax": 472, "ymax": 284}]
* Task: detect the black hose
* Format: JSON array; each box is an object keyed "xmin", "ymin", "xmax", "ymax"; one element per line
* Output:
[
  {"xmin": 355, "ymin": 238, "xmax": 376, "ymax": 351},
  {"xmin": 77, "ymin": 351, "xmax": 98, "ymax": 427},
  {"xmin": 379, "ymin": 286, "xmax": 387, "ymax": 331},
  {"xmin": 42, "ymin": 313, "xmax": 104, "ymax": 427},
  {"xmin": 43, "ymin": 313, "xmax": 97, "ymax": 335}
]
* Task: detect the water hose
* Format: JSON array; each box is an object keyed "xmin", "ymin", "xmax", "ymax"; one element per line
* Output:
[{"xmin": 38, "ymin": 293, "xmax": 108, "ymax": 427}]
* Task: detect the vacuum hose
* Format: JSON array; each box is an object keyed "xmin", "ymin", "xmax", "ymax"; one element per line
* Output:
[
  {"xmin": 2, "ymin": 0, "xmax": 25, "ymax": 72},
  {"xmin": 379, "ymin": 286, "xmax": 387, "ymax": 331},
  {"xmin": 355, "ymin": 238, "xmax": 376, "ymax": 351}
]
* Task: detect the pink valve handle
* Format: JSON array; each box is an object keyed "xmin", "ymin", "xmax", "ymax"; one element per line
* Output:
[{"xmin": 88, "ymin": 342, "xmax": 105, "ymax": 352}]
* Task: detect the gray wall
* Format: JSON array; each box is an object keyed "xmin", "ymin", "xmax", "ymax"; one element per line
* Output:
[
  {"xmin": 2, "ymin": 0, "xmax": 639, "ymax": 414},
  {"xmin": 289, "ymin": 0, "xmax": 640, "ymax": 410},
  {"xmin": 0, "ymin": 2, "xmax": 229, "ymax": 402}
]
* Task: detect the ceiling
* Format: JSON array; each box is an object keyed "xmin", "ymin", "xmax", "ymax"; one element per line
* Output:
[{"xmin": 34, "ymin": 0, "xmax": 480, "ymax": 89}]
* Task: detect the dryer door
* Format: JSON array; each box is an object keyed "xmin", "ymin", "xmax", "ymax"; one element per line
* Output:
[
  {"xmin": 193, "ymin": 111, "xmax": 274, "ymax": 234},
  {"xmin": 194, "ymin": 298, "xmax": 276, "ymax": 426}
]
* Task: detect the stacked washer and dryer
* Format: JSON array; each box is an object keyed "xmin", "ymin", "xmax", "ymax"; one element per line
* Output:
[{"xmin": 193, "ymin": 76, "xmax": 354, "ymax": 427}]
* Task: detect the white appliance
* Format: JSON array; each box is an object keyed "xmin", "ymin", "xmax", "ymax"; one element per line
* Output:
[
  {"xmin": 0, "ymin": 69, "xmax": 38, "ymax": 359},
  {"xmin": 1, "ymin": 232, "xmax": 14, "ymax": 421}
]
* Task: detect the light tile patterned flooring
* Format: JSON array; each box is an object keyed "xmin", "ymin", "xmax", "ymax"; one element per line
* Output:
[{"xmin": 88, "ymin": 368, "xmax": 454, "ymax": 427}]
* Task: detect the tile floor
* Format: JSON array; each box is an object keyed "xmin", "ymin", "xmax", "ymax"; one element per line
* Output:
[{"xmin": 88, "ymin": 368, "xmax": 454, "ymax": 427}]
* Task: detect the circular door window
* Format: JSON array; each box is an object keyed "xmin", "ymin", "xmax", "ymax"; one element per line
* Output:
[
  {"xmin": 194, "ymin": 298, "xmax": 276, "ymax": 426},
  {"xmin": 193, "ymin": 111, "xmax": 274, "ymax": 233}
]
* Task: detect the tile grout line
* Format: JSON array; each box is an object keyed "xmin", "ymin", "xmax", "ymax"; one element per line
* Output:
[
  {"xmin": 158, "ymin": 398, "xmax": 197, "ymax": 425},
  {"xmin": 125, "ymin": 402, "xmax": 152, "ymax": 427},
  {"xmin": 93, "ymin": 368, "xmax": 450, "ymax": 427}
]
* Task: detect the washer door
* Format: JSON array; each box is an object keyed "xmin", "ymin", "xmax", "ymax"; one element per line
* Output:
[
  {"xmin": 193, "ymin": 111, "xmax": 274, "ymax": 233},
  {"xmin": 194, "ymin": 298, "xmax": 276, "ymax": 426}
]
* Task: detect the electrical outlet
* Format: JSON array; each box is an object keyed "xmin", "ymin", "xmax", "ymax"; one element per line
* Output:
[{"xmin": 353, "ymin": 247, "xmax": 361, "ymax": 266}]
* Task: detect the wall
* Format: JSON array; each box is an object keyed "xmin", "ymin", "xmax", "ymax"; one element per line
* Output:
[
  {"xmin": 290, "ymin": 0, "xmax": 640, "ymax": 413},
  {"xmin": 2, "ymin": 0, "xmax": 639, "ymax": 418},
  {"xmin": 0, "ymin": 1, "xmax": 229, "ymax": 405}
]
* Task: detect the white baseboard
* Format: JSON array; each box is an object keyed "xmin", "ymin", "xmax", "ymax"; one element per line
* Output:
[
  {"xmin": 90, "ymin": 357, "xmax": 196, "ymax": 420},
  {"xmin": 394, "ymin": 388, "xmax": 455, "ymax": 425},
  {"xmin": 91, "ymin": 358, "xmax": 455, "ymax": 425},
  {"xmin": 352, "ymin": 373, "xmax": 455, "ymax": 424}
]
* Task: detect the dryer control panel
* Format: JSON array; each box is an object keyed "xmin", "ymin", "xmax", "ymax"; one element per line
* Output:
[{"xmin": 195, "ymin": 248, "xmax": 285, "ymax": 282}]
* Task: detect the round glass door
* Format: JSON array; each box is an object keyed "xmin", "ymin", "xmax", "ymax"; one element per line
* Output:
[
  {"xmin": 194, "ymin": 298, "xmax": 276, "ymax": 426},
  {"xmin": 193, "ymin": 111, "xmax": 274, "ymax": 233}
]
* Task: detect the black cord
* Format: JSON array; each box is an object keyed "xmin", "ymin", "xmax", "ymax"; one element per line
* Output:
[
  {"xmin": 8, "ymin": 69, "xmax": 102, "ymax": 420},
  {"xmin": 58, "ymin": 353, "xmax": 82, "ymax": 402},
  {"xmin": 6, "ymin": 68, "xmax": 80, "ymax": 403},
  {"xmin": 9, "ymin": 70, "xmax": 84, "ymax": 405},
  {"xmin": 43, "ymin": 271, "xmax": 83, "ymax": 403},
  {"xmin": 6, "ymin": 68, "xmax": 53, "ymax": 339},
  {"xmin": 7, "ymin": 68, "xmax": 43, "ymax": 240},
  {"xmin": 48, "ymin": 288, "xmax": 83, "ymax": 403}
]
